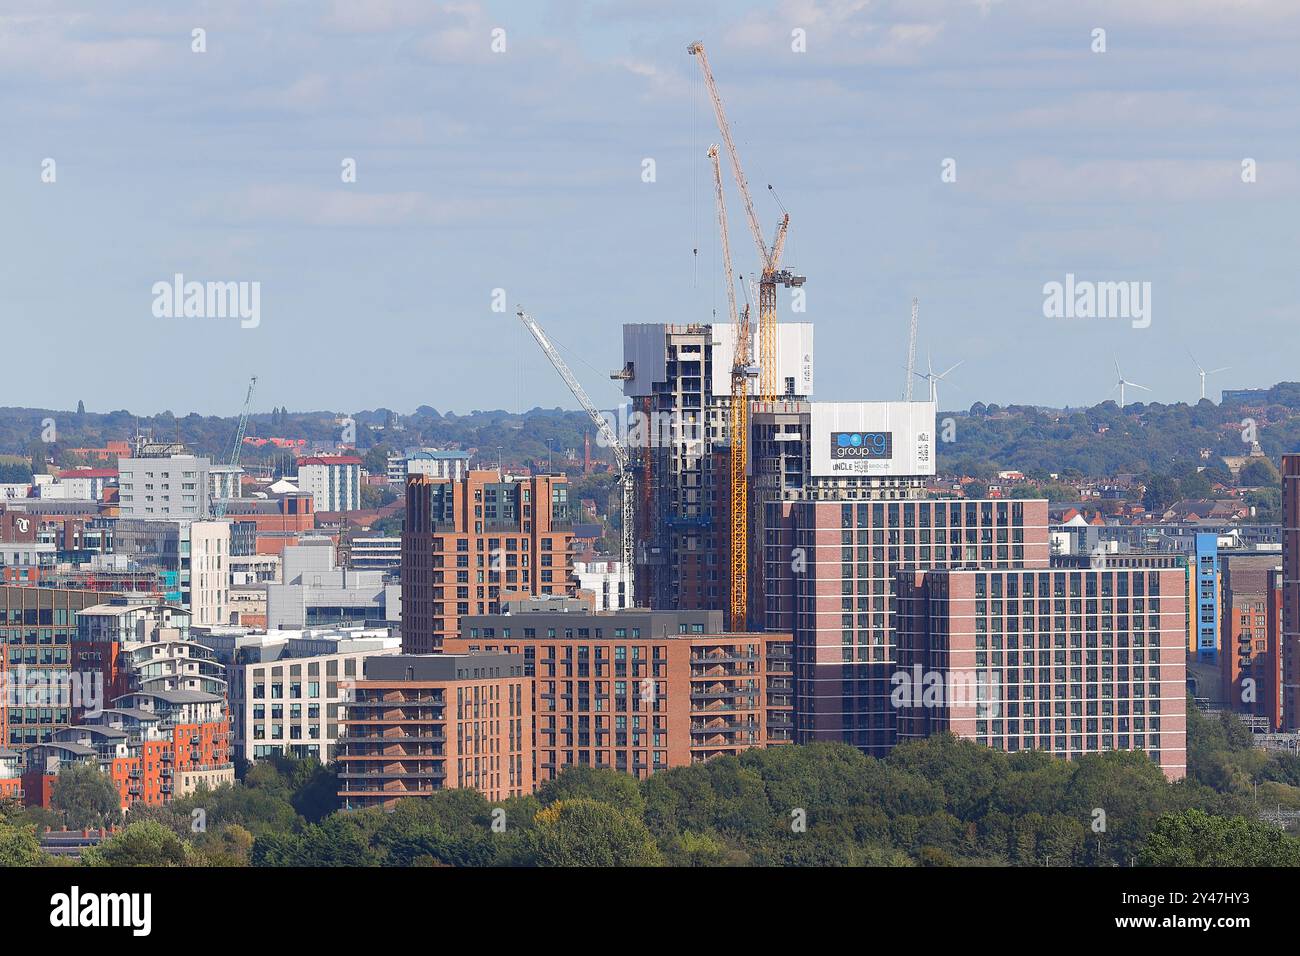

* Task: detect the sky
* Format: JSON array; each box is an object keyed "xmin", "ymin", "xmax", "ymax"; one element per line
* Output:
[{"xmin": 1, "ymin": 0, "xmax": 1297, "ymax": 417}]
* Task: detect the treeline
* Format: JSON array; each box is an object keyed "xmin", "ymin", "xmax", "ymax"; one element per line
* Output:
[
  {"xmin": 0, "ymin": 405, "xmax": 607, "ymax": 476},
  {"xmin": 943, "ymin": 386, "xmax": 1300, "ymax": 480},
  {"xmin": 5, "ymin": 705, "xmax": 1300, "ymax": 867},
  {"xmin": 8, "ymin": 382, "xmax": 1300, "ymax": 483}
]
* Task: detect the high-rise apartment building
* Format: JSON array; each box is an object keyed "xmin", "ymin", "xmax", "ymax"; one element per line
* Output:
[
  {"xmin": 117, "ymin": 454, "xmax": 211, "ymax": 519},
  {"xmin": 1283, "ymin": 454, "xmax": 1300, "ymax": 729},
  {"xmin": 110, "ymin": 518, "xmax": 231, "ymax": 623},
  {"xmin": 446, "ymin": 602, "xmax": 792, "ymax": 783},
  {"xmin": 1, "ymin": 585, "xmax": 119, "ymax": 750},
  {"xmin": 296, "ymin": 455, "xmax": 362, "ymax": 513},
  {"xmin": 1193, "ymin": 533, "xmax": 1220, "ymax": 662},
  {"xmin": 895, "ymin": 565, "xmax": 1188, "ymax": 780},
  {"xmin": 401, "ymin": 471, "xmax": 575, "ymax": 653},
  {"xmin": 737, "ymin": 397, "xmax": 1053, "ymax": 756},
  {"xmin": 617, "ymin": 322, "xmax": 814, "ymax": 611},
  {"xmin": 1219, "ymin": 553, "xmax": 1281, "ymax": 720},
  {"xmin": 337, "ymin": 653, "xmax": 532, "ymax": 809}
]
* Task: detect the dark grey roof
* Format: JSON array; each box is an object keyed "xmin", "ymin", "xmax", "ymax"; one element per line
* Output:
[
  {"xmin": 90, "ymin": 707, "xmax": 161, "ymax": 723},
  {"xmin": 41, "ymin": 741, "xmax": 97, "ymax": 757}
]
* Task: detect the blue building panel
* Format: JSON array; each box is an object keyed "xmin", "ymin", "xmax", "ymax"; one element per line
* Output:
[{"xmin": 1194, "ymin": 533, "xmax": 1219, "ymax": 662}]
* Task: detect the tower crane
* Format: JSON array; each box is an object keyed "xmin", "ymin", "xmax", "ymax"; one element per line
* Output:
[
  {"xmin": 517, "ymin": 308, "xmax": 635, "ymax": 603},
  {"xmin": 689, "ymin": 40, "xmax": 805, "ymax": 400},
  {"xmin": 904, "ymin": 298, "xmax": 919, "ymax": 401},
  {"xmin": 709, "ymin": 144, "xmax": 756, "ymax": 629},
  {"xmin": 212, "ymin": 375, "xmax": 256, "ymax": 519}
]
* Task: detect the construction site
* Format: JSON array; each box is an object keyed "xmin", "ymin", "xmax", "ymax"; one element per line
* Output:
[{"xmin": 518, "ymin": 41, "xmax": 955, "ymax": 755}]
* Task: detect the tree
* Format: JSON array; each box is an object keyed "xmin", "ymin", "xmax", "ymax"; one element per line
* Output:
[
  {"xmin": 537, "ymin": 765, "xmax": 646, "ymax": 816},
  {"xmin": 529, "ymin": 799, "xmax": 661, "ymax": 867},
  {"xmin": 194, "ymin": 824, "xmax": 254, "ymax": 866},
  {"xmin": 1177, "ymin": 471, "xmax": 1213, "ymax": 500},
  {"xmin": 0, "ymin": 820, "xmax": 41, "ymax": 866},
  {"xmin": 362, "ymin": 445, "xmax": 391, "ymax": 477},
  {"xmin": 1142, "ymin": 474, "xmax": 1179, "ymax": 512},
  {"xmin": 1239, "ymin": 457, "xmax": 1281, "ymax": 488},
  {"xmin": 1139, "ymin": 809, "xmax": 1300, "ymax": 866},
  {"xmin": 82, "ymin": 820, "xmax": 191, "ymax": 867},
  {"xmin": 360, "ymin": 484, "xmax": 398, "ymax": 510},
  {"xmin": 51, "ymin": 763, "xmax": 121, "ymax": 829}
]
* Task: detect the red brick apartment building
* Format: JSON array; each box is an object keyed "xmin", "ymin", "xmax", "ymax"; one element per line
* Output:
[
  {"xmin": 1284, "ymin": 454, "xmax": 1300, "ymax": 730},
  {"xmin": 895, "ymin": 566, "xmax": 1187, "ymax": 780},
  {"xmin": 1219, "ymin": 553, "xmax": 1282, "ymax": 726},
  {"xmin": 337, "ymin": 653, "xmax": 532, "ymax": 809},
  {"xmin": 402, "ymin": 471, "xmax": 576, "ymax": 653},
  {"xmin": 446, "ymin": 602, "xmax": 793, "ymax": 783},
  {"xmin": 760, "ymin": 497, "xmax": 1051, "ymax": 755}
]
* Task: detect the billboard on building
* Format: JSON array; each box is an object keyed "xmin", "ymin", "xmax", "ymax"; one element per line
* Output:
[{"xmin": 809, "ymin": 402, "xmax": 936, "ymax": 477}]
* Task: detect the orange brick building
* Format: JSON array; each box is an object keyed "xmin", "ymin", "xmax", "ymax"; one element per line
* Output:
[
  {"xmin": 446, "ymin": 603, "xmax": 793, "ymax": 783},
  {"xmin": 0, "ymin": 749, "xmax": 20, "ymax": 800},
  {"xmin": 402, "ymin": 471, "xmax": 576, "ymax": 653},
  {"xmin": 1220, "ymin": 553, "xmax": 1282, "ymax": 724},
  {"xmin": 337, "ymin": 653, "xmax": 532, "ymax": 809},
  {"xmin": 20, "ymin": 689, "xmax": 234, "ymax": 811}
]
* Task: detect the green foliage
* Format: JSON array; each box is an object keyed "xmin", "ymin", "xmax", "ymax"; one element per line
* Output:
[
  {"xmin": 939, "ymin": 392, "xmax": 1300, "ymax": 480},
  {"xmin": 0, "ymin": 819, "xmax": 42, "ymax": 866},
  {"xmin": 1239, "ymin": 457, "xmax": 1281, "ymax": 488},
  {"xmin": 82, "ymin": 820, "xmax": 191, "ymax": 867},
  {"xmin": 0, "ymin": 405, "xmax": 618, "ymax": 474},
  {"xmin": 1140, "ymin": 809, "xmax": 1300, "ymax": 866},
  {"xmin": 51, "ymin": 763, "xmax": 122, "ymax": 829},
  {"xmin": 529, "ymin": 799, "xmax": 661, "ymax": 867},
  {"xmin": 8, "ymin": 715, "xmax": 1300, "ymax": 867},
  {"xmin": 537, "ymin": 765, "xmax": 645, "ymax": 815}
]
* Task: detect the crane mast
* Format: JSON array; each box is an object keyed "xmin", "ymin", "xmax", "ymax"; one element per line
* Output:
[
  {"xmin": 517, "ymin": 309, "xmax": 634, "ymax": 603},
  {"xmin": 905, "ymin": 298, "xmax": 919, "ymax": 401},
  {"xmin": 689, "ymin": 41, "xmax": 805, "ymax": 401},
  {"xmin": 213, "ymin": 375, "xmax": 256, "ymax": 519},
  {"xmin": 710, "ymin": 144, "xmax": 752, "ymax": 629}
]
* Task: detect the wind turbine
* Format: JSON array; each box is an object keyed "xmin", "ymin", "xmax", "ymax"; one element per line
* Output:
[
  {"xmin": 1111, "ymin": 360, "xmax": 1150, "ymax": 408},
  {"xmin": 1188, "ymin": 351, "xmax": 1229, "ymax": 402},
  {"xmin": 913, "ymin": 352, "xmax": 962, "ymax": 406}
]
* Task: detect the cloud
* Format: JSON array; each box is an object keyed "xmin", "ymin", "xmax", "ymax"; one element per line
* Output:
[{"xmin": 197, "ymin": 185, "xmax": 508, "ymax": 228}]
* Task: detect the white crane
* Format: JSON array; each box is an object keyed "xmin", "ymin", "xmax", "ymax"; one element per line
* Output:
[
  {"xmin": 912, "ymin": 353, "xmax": 962, "ymax": 406},
  {"xmin": 1111, "ymin": 360, "xmax": 1150, "ymax": 408},
  {"xmin": 1188, "ymin": 351, "xmax": 1229, "ymax": 402},
  {"xmin": 904, "ymin": 297, "xmax": 919, "ymax": 401},
  {"xmin": 517, "ymin": 308, "xmax": 634, "ymax": 603},
  {"xmin": 212, "ymin": 375, "xmax": 256, "ymax": 519}
]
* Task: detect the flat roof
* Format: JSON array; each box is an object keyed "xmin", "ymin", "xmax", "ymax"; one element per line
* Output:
[{"xmin": 363, "ymin": 653, "xmax": 524, "ymax": 682}]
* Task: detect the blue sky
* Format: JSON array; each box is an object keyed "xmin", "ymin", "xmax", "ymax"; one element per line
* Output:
[{"xmin": 1, "ymin": 0, "xmax": 1296, "ymax": 416}]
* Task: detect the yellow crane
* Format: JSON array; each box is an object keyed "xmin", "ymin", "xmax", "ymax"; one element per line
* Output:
[
  {"xmin": 708, "ymin": 144, "xmax": 755, "ymax": 629},
  {"xmin": 689, "ymin": 41, "xmax": 805, "ymax": 400}
]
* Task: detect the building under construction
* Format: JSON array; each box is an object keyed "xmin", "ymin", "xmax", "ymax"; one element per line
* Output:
[{"xmin": 616, "ymin": 321, "xmax": 813, "ymax": 613}]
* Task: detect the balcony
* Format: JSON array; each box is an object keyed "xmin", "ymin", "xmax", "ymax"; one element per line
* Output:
[
  {"xmin": 337, "ymin": 732, "xmax": 447, "ymax": 745},
  {"xmin": 338, "ymin": 770, "xmax": 447, "ymax": 781},
  {"xmin": 350, "ymin": 695, "xmax": 443, "ymax": 707},
  {"xmin": 690, "ymin": 652, "xmax": 758, "ymax": 665},
  {"xmin": 691, "ymin": 721, "xmax": 759, "ymax": 735}
]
